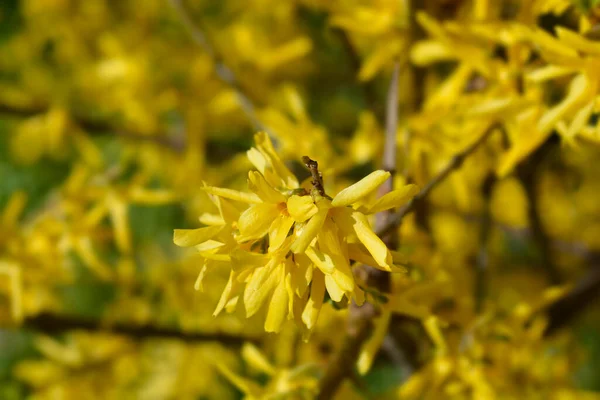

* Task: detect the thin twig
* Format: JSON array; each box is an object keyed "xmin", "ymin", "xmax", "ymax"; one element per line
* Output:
[
  {"xmin": 21, "ymin": 313, "xmax": 256, "ymax": 345},
  {"xmin": 317, "ymin": 62, "xmax": 401, "ymax": 400},
  {"xmin": 380, "ymin": 61, "xmax": 400, "ymax": 198},
  {"xmin": 316, "ymin": 316, "xmax": 373, "ymax": 400},
  {"xmin": 168, "ymin": 0, "xmax": 267, "ymax": 133},
  {"xmin": 475, "ymin": 174, "xmax": 496, "ymax": 312},
  {"xmin": 377, "ymin": 123, "xmax": 500, "ymax": 238},
  {"xmin": 302, "ymin": 156, "xmax": 327, "ymax": 197},
  {"xmin": 545, "ymin": 260, "xmax": 600, "ymax": 336},
  {"xmin": 516, "ymin": 136, "xmax": 562, "ymax": 284}
]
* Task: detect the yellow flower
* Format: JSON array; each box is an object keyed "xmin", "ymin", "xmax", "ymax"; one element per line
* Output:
[
  {"xmin": 174, "ymin": 133, "xmax": 418, "ymax": 334},
  {"xmin": 217, "ymin": 343, "xmax": 319, "ymax": 400}
]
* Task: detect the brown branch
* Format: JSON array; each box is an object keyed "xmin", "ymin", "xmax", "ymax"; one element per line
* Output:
[
  {"xmin": 377, "ymin": 123, "xmax": 500, "ymax": 238},
  {"xmin": 516, "ymin": 136, "xmax": 562, "ymax": 284},
  {"xmin": 302, "ymin": 156, "xmax": 327, "ymax": 197},
  {"xmin": 545, "ymin": 259, "xmax": 600, "ymax": 336},
  {"xmin": 21, "ymin": 312, "xmax": 255, "ymax": 345},
  {"xmin": 316, "ymin": 315, "xmax": 373, "ymax": 400},
  {"xmin": 475, "ymin": 174, "xmax": 496, "ymax": 312},
  {"xmin": 168, "ymin": 0, "xmax": 267, "ymax": 134},
  {"xmin": 380, "ymin": 61, "xmax": 400, "ymax": 196}
]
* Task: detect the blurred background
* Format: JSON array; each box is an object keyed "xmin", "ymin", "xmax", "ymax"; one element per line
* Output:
[{"xmin": 1, "ymin": 0, "xmax": 600, "ymax": 398}]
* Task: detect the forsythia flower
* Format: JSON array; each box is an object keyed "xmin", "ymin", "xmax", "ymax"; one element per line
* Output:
[
  {"xmin": 217, "ymin": 343, "xmax": 319, "ymax": 400},
  {"xmin": 174, "ymin": 133, "xmax": 418, "ymax": 334}
]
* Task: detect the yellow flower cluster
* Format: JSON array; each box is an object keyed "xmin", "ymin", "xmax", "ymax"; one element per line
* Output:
[{"xmin": 174, "ymin": 133, "xmax": 417, "ymax": 333}]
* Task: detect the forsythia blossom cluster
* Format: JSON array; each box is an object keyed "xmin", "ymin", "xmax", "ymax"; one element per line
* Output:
[{"xmin": 174, "ymin": 133, "xmax": 417, "ymax": 334}]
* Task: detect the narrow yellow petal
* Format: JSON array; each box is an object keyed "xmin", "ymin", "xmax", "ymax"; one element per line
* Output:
[
  {"xmin": 215, "ymin": 196, "xmax": 242, "ymax": 223},
  {"xmin": 291, "ymin": 206, "xmax": 328, "ymax": 254},
  {"xmin": 214, "ymin": 271, "xmax": 242, "ymax": 316},
  {"xmin": 358, "ymin": 311, "xmax": 391, "ymax": 375},
  {"xmin": 193, "ymin": 264, "xmax": 208, "ymax": 291},
  {"xmin": 329, "ymin": 207, "xmax": 359, "ymax": 243},
  {"xmin": 538, "ymin": 73, "xmax": 592, "ymax": 135},
  {"xmin": 74, "ymin": 237, "xmax": 114, "ymax": 280},
  {"xmin": 128, "ymin": 188, "xmax": 177, "ymax": 204},
  {"xmin": 107, "ymin": 193, "xmax": 131, "ymax": 254},
  {"xmin": 411, "ymin": 40, "xmax": 453, "ymax": 65},
  {"xmin": 305, "ymin": 245, "xmax": 335, "ymax": 274},
  {"xmin": 247, "ymin": 146, "xmax": 268, "ymax": 174},
  {"xmin": 265, "ymin": 277, "xmax": 289, "ymax": 333},
  {"xmin": 556, "ymin": 27, "xmax": 600, "ymax": 56},
  {"xmin": 203, "ymin": 185, "xmax": 262, "ymax": 204},
  {"xmin": 248, "ymin": 171, "xmax": 286, "ymax": 203},
  {"xmin": 317, "ymin": 220, "xmax": 354, "ymax": 292},
  {"xmin": 527, "ymin": 65, "xmax": 576, "ymax": 82},
  {"xmin": 290, "ymin": 253, "xmax": 313, "ymax": 297},
  {"xmin": 352, "ymin": 212, "xmax": 392, "ymax": 270},
  {"xmin": 253, "ymin": 132, "xmax": 299, "ymax": 188},
  {"xmin": 268, "ymin": 214, "xmax": 295, "ymax": 252},
  {"xmin": 353, "ymin": 285, "xmax": 365, "ymax": 306},
  {"xmin": 230, "ymin": 250, "xmax": 268, "ymax": 274},
  {"xmin": 366, "ymin": 184, "xmax": 419, "ymax": 214},
  {"xmin": 424, "ymin": 316, "xmax": 447, "ymax": 353},
  {"xmin": 216, "ymin": 364, "xmax": 263, "ymax": 397},
  {"xmin": 302, "ymin": 270, "xmax": 325, "ymax": 330},
  {"xmin": 325, "ymin": 275, "xmax": 345, "ymax": 302},
  {"xmin": 287, "ymin": 195, "xmax": 318, "ymax": 222},
  {"xmin": 237, "ymin": 203, "xmax": 280, "ymax": 242},
  {"xmin": 330, "ymin": 260, "xmax": 355, "ymax": 293},
  {"xmin": 531, "ymin": 28, "xmax": 579, "ymax": 59},
  {"xmin": 241, "ymin": 343, "xmax": 276, "ymax": 376},
  {"xmin": 198, "ymin": 213, "xmax": 224, "ymax": 226},
  {"xmin": 173, "ymin": 225, "xmax": 222, "ymax": 247},
  {"xmin": 416, "ymin": 12, "xmax": 447, "ymax": 40},
  {"xmin": 244, "ymin": 261, "xmax": 280, "ymax": 317},
  {"xmin": 331, "ymin": 170, "xmax": 391, "ymax": 207},
  {"xmin": 566, "ymin": 101, "xmax": 594, "ymax": 139}
]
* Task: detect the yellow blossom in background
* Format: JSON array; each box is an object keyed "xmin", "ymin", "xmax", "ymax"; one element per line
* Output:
[{"xmin": 1, "ymin": 0, "xmax": 600, "ymax": 399}]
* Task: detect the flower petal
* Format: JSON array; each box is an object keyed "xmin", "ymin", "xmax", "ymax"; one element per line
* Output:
[
  {"xmin": 241, "ymin": 343, "xmax": 275, "ymax": 376},
  {"xmin": 214, "ymin": 271, "xmax": 243, "ymax": 316},
  {"xmin": 265, "ymin": 275, "xmax": 289, "ymax": 333},
  {"xmin": 358, "ymin": 311, "xmax": 391, "ymax": 375},
  {"xmin": 366, "ymin": 184, "xmax": 419, "ymax": 214},
  {"xmin": 248, "ymin": 171, "xmax": 286, "ymax": 203},
  {"xmin": 331, "ymin": 170, "xmax": 390, "ymax": 207},
  {"xmin": 244, "ymin": 260, "xmax": 281, "ymax": 317},
  {"xmin": 302, "ymin": 270, "xmax": 325, "ymax": 330},
  {"xmin": 325, "ymin": 275, "xmax": 345, "ymax": 302},
  {"xmin": 268, "ymin": 214, "xmax": 295, "ymax": 252},
  {"xmin": 290, "ymin": 253, "xmax": 313, "ymax": 297},
  {"xmin": 203, "ymin": 185, "xmax": 262, "ymax": 204},
  {"xmin": 194, "ymin": 263, "xmax": 208, "ymax": 291},
  {"xmin": 216, "ymin": 364, "xmax": 263, "ymax": 397},
  {"xmin": 291, "ymin": 206, "xmax": 329, "ymax": 254},
  {"xmin": 305, "ymin": 245, "xmax": 335, "ymax": 274},
  {"xmin": 237, "ymin": 203, "xmax": 280, "ymax": 242},
  {"xmin": 173, "ymin": 225, "xmax": 223, "ymax": 247},
  {"xmin": 352, "ymin": 212, "xmax": 392, "ymax": 270},
  {"xmin": 287, "ymin": 195, "xmax": 318, "ymax": 222},
  {"xmin": 556, "ymin": 27, "xmax": 600, "ymax": 56}
]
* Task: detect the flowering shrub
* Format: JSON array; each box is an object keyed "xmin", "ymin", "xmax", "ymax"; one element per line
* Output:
[{"xmin": 1, "ymin": 0, "xmax": 600, "ymax": 399}]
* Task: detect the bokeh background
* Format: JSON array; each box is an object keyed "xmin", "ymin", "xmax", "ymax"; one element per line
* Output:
[{"xmin": 1, "ymin": 0, "xmax": 600, "ymax": 398}]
